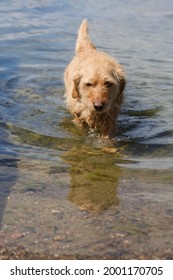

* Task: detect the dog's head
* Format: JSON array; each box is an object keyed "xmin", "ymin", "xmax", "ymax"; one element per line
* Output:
[{"xmin": 72, "ymin": 51, "xmax": 125, "ymax": 113}]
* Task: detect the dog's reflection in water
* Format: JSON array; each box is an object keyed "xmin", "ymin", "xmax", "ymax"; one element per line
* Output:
[{"xmin": 62, "ymin": 146, "xmax": 121, "ymax": 211}]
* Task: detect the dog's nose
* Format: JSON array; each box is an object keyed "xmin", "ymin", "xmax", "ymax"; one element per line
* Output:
[{"xmin": 93, "ymin": 102, "xmax": 104, "ymax": 111}]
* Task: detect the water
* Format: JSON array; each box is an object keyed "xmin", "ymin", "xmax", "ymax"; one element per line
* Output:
[{"xmin": 0, "ymin": 0, "xmax": 173, "ymax": 259}]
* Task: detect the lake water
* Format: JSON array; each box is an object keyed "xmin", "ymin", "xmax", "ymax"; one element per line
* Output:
[{"xmin": 0, "ymin": 0, "xmax": 173, "ymax": 259}]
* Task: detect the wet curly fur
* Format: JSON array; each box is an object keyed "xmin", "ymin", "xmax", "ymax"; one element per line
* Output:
[{"xmin": 64, "ymin": 20, "xmax": 126, "ymax": 138}]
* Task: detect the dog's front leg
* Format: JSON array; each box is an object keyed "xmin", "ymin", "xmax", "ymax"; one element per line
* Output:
[{"xmin": 101, "ymin": 118, "xmax": 117, "ymax": 139}]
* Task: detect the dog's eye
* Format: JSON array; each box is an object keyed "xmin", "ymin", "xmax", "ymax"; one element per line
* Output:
[
  {"xmin": 104, "ymin": 81, "xmax": 112, "ymax": 88},
  {"xmin": 86, "ymin": 83, "xmax": 93, "ymax": 87}
]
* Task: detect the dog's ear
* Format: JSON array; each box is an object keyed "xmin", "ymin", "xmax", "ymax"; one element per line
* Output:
[
  {"xmin": 72, "ymin": 76, "xmax": 82, "ymax": 98},
  {"xmin": 116, "ymin": 72, "xmax": 126, "ymax": 104},
  {"xmin": 111, "ymin": 62, "xmax": 126, "ymax": 97},
  {"xmin": 119, "ymin": 75, "xmax": 126, "ymax": 95},
  {"xmin": 72, "ymin": 86, "xmax": 79, "ymax": 98},
  {"xmin": 112, "ymin": 62, "xmax": 126, "ymax": 99}
]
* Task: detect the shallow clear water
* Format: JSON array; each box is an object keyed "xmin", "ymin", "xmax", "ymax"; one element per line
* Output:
[{"xmin": 0, "ymin": 0, "xmax": 173, "ymax": 259}]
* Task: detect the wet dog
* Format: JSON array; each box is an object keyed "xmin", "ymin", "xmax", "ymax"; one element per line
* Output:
[{"xmin": 64, "ymin": 20, "xmax": 125, "ymax": 138}]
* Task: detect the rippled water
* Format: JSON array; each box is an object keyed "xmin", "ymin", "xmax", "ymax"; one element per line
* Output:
[{"xmin": 0, "ymin": 0, "xmax": 173, "ymax": 259}]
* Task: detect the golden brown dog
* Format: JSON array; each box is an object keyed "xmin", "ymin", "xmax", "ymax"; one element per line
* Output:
[{"xmin": 64, "ymin": 20, "xmax": 125, "ymax": 138}]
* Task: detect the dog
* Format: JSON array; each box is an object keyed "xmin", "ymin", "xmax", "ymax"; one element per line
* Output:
[{"xmin": 64, "ymin": 20, "xmax": 125, "ymax": 138}]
